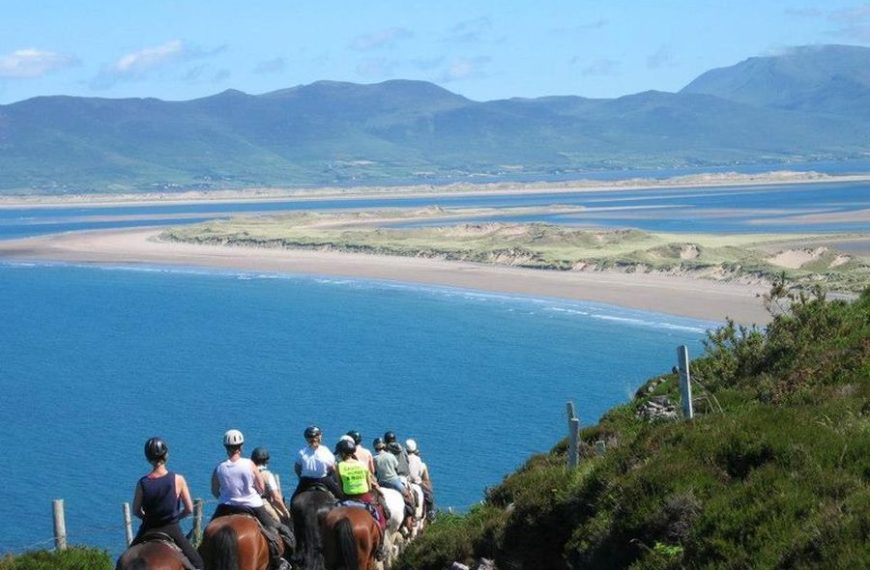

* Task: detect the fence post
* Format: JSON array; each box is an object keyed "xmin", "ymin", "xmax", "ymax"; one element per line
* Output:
[
  {"xmin": 192, "ymin": 498, "xmax": 204, "ymax": 546},
  {"xmin": 53, "ymin": 499, "xmax": 67, "ymax": 551},
  {"xmin": 123, "ymin": 502, "xmax": 133, "ymax": 546},
  {"xmin": 677, "ymin": 345, "xmax": 694, "ymax": 420},
  {"xmin": 566, "ymin": 401, "xmax": 580, "ymax": 468}
]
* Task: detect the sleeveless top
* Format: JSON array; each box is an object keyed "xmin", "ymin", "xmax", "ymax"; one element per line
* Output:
[
  {"xmin": 338, "ymin": 459, "xmax": 369, "ymax": 495},
  {"xmin": 216, "ymin": 458, "xmax": 264, "ymax": 507},
  {"xmin": 139, "ymin": 471, "xmax": 180, "ymax": 527}
]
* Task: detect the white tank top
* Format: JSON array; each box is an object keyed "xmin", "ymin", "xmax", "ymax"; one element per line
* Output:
[{"xmin": 216, "ymin": 458, "xmax": 264, "ymax": 507}]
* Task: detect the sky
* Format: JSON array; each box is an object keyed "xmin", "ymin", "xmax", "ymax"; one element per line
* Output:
[{"xmin": 1, "ymin": 1, "xmax": 869, "ymax": 105}]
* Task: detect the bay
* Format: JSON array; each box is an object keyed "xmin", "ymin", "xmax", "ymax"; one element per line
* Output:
[{"xmin": 0, "ymin": 262, "xmax": 713, "ymax": 555}]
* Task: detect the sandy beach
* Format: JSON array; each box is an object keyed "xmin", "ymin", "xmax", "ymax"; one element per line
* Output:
[{"xmin": 0, "ymin": 228, "xmax": 774, "ymax": 325}]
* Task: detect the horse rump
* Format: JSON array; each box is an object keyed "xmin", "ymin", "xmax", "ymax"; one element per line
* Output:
[{"xmin": 200, "ymin": 524, "xmax": 240, "ymax": 570}]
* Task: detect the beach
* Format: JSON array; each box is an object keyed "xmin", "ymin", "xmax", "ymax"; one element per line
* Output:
[{"xmin": 0, "ymin": 228, "xmax": 773, "ymax": 324}]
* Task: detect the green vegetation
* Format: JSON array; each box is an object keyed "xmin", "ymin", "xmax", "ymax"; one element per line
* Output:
[
  {"xmin": 0, "ymin": 548, "xmax": 112, "ymax": 570},
  {"xmin": 2, "ymin": 44, "xmax": 870, "ymax": 194},
  {"xmin": 395, "ymin": 285, "xmax": 870, "ymax": 569},
  {"xmin": 162, "ymin": 211, "xmax": 870, "ymax": 292}
]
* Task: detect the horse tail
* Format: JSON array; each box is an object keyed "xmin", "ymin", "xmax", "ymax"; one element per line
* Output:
[
  {"xmin": 335, "ymin": 517, "xmax": 359, "ymax": 570},
  {"xmin": 210, "ymin": 525, "xmax": 241, "ymax": 570}
]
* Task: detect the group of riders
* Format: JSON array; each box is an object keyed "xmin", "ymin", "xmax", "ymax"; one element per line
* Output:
[{"xmin": 120, "ymin": 426, "xmax": 436, "ymax": 570}]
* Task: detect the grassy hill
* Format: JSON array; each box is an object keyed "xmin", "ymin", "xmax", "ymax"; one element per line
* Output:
[
  {"xmin": 1, "ymin": 45, "xmax": 869, "ymax": 194},
  {"xmin": 395, "ymin": 286, "xmax": 870, "ymax": 569}
]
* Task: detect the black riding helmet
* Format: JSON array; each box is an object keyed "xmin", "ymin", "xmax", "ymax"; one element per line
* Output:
[
  {"xmin": 251, "ymin": 447, "xmax": 270, "ymax": 465},
  {"xmin": 373, "ymin": 437, "xmax": 385, "ymax": 450},
  {"xmin": 346, "ymin": 430, "xmax": 362, "ymax": 445},
  {"xmin": 383, "ymin": 431, "xmax": 397, "ymax": 444},
  {"xmin": 336, "ymin": 438, "xmax": 356, "ymax": 457},
  {"xmin": 304, "ymin": 425, "xmax": 322, "ymax": 439},
  {"xmin": 144, "ymin": 437, "xmax": 168, "ymax": 462}
]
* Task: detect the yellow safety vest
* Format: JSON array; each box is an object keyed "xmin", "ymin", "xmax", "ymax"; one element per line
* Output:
[{"xmin": 338, "ymin": 460, "xmax": 369, "ymax": 495}]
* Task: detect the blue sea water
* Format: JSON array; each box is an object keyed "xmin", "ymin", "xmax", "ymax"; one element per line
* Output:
[
  {"xmin": 1, "ymin": 168, "xmax": 866, "ymax": 555},
  {"xmin": 0, "ymin": 262, "xmax": 713, "ymax": 555}
]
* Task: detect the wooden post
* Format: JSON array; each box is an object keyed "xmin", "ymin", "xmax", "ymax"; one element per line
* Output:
[
  {"xmin": 123, "ymin": 502, "xmax": 133, "ymax": 546},
  {"xmin": 192, "ymin": 498, "xmax": 204, "ymax": 546},
  {"xmin": 52, "ymin": 499, "xmax": 67, "ymax": 551},
  {"xmin": 677, "ymin": 345, "xmax": 694, "ymax": 420},
  {"xmin": 568, "ymin": 417, "xmax": 580, "ymax": 468}
]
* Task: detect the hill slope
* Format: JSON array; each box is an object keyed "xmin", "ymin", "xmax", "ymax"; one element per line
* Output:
[
  {"xmin": 397, "ymin": 286, "xmax": 870, "ymax": 569},
  {"xmin": 1, "ymin": 46, "xmax": 869, "ymax": 194}
]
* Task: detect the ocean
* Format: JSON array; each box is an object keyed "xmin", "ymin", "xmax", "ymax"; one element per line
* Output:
[
  {"xmin": 0, "ymin": 262, "xmax": 714, "ymax": 555},
  {"xmin": 1, "ymin": 169, "xmax": 867, "ymax": 556}
]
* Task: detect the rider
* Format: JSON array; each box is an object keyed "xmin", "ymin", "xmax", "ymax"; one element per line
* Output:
[
  {"xmin": 211, "ymin": 429, "xmax": 290, "ymax": 570},
  {"xmin": 347, "ymin": 430, "xmax": 375, "ymax": 474},
  {"xmin": 292, "ymin": 425, "xmax": 342, "ymax": 499},
  {"xmin": 332, "ymin": 439, "xmax": 387, "ymax": 558},
  {"xmin": 122, "ymin": 437, "xmax": 204, "ymax": 570},
  {"xmin": 406, "ymin": 438, "xmax": 436, "ymax": 521},
  {"xmin": 373, "ymin": 438, "xmax": 415, "ymax": 530},
  {"xmin": 383, "ymin": 431, "xmax": 411, "ymax": 478},
  {"xmin": 251, "ymin": 447, "xmax": 292, "ymax": 523}
]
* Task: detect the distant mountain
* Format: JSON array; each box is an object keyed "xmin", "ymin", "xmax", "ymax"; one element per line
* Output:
[
  {"xmin": 1, "ymin": 46, "xmax": 869, "ymax": 194},
  {"xmin": 681, "ymin": 45, "xmax": 870, "ymax": 119}
]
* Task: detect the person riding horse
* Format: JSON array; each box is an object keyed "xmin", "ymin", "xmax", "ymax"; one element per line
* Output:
[
  {"xmin": 251, "ymin": 447, "xmax": 292, "ymax": 523},
  {"xmin": 292, "ymin": 425, "xmax": 342, "ymax": 499},
  {"xmin": 210, "ymin": 429, "xmax": 291, "ymax": 570},
  {"xmin": 347, "ymin": 430, "xmax": 376, "ymax": 474},
  {"xmin": 383, "ymin": 431, "xmax": 411, "ymax": 479},
  {"xmin": 117, "ymin": 437, "xmax": 203, "ymax": 570},
  {"xmin": 332, "ymin": 438, "xmax": 387, "ymax": 560},
  {"xmin": 373, "ymin": 438, "xmax": 416, "ymax": 531},
  {"xmin": 406, "ymin": 438, "xmax": 436, "ymax": 521}
]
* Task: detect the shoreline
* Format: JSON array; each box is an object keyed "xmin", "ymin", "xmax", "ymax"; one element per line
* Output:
[
  {"xmin": 0, "ymin": 228, "xmax": 774, "ymax": 325},
  {"xmin": 0, "ymin": 170, "xmax": 867, "ymax": 210}
]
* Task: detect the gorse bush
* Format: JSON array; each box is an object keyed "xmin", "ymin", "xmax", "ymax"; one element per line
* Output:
[
  {"xmin": 397, "ymin": 286, "xmax": 870, "ymax": 569},
  {"xmin": 0, "ymin": 548, "xmax": 112, "ymax": 570}
]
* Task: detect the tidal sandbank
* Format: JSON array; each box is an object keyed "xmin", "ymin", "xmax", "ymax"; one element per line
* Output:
[{"xmin": 0, "ymin": 228, "xmax": 774, "ymax": 325}]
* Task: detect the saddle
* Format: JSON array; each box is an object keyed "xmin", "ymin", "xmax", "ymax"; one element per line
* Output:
[
  {"xmin": 338, "ymin": 499, "xmax": 383, "ymax": 527},
  {"xmin": 135, "ymin": 532, "xmax": 197, "ymax": 570}
]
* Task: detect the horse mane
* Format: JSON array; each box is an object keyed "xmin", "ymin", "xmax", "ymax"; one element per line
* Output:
[
  {"xmin": 209, "ymin": 524, "xmax": 241, "ymax": 570},
  {"xmin": 292, "ymin": 489, "xmax": 336, "ymax": 570}
]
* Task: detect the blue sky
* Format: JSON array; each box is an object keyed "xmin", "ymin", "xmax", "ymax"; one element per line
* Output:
[{"xmin": 1, "ymin": 1, "xmax": 868, "ymax": 104}]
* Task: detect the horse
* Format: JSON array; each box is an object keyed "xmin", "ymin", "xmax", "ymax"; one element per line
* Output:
[
  {"xmin": 117, "ymin": 538, "xmax": 187, "ymax": 570},
  {"xmin": 321, "ymin": 507, "xmax": 381, "ymax": 570},
  {"xmin": 199, "ymin": 514, "xmax": 271, "ymax": 570},
  {"xmin": 408, "ymin": 483, "xmax": 428, "ymax": 538},
  {"xmin": 290, "ymin": 487, "xmax": 338, "ymax": 570},
  {"xmin": 376, "ymin": 487, "xmax": 407, "ymax": 564}
]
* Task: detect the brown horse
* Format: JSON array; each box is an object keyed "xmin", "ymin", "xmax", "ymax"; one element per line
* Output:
[
  {"xmin": 117, "ymin": 539, "xmax": 186, "ymax": 570},
  {"xmin": 199, "ymin": 515, "xmax": 272, "ymax": 570},
  {"xmin": 321, "ymin": 507, "xmax": 381, "ymax": 570}
]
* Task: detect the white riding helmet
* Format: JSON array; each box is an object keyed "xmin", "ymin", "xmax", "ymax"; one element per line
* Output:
[
  {"xmin": 339, "ymin": 434, "xmax": 355, "ymax": 444},
  {"xmin": 405, "ymin": 438, "xmax": 418, "ymax": 453},
  {"xmin": 223, "ymin": 429, "xmax": 245, "ymax": 446}
]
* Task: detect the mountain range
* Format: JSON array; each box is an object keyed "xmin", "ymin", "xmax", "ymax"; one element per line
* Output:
[{"xmin": 1, "ymin": 44, "xmax": 868, "ymax": 194}]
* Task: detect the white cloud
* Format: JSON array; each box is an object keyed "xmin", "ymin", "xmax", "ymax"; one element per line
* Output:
[
  {"xmin": 349, "ymin": 28, "xmax": 413, "ymax": 51},
  {"xmin": 111, "ymin": 40, "xmax": 185, "ymax": 75},
  {"xmin": 0, "ymin": 49, "xmax": 77, "ymax": 78},
  {"xmin": 446, "ymin": 17, "xmax": 492, "ymax": 43},
  {"xmin": 439, "ymin": 56, "xmax": 490, "ymax": 82}
]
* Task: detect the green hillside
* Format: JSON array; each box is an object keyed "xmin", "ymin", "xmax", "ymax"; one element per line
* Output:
[
  {"xmin": 396, "ymin": 286, "xmax": 870, "ymax": 569},
  {"xmin": 1, "ymin": 45, "xmax": 869, "ymax": 194}
]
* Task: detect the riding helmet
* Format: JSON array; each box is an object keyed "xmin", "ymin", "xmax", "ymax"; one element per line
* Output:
[
  {"xmin": 346, "ymin": 430, "xmax": 362, "ymax": 445},
  {"xmin": 373, "ymin": 437, "xmax": 385, "ymax": 450},
  {"xmin": 383, "ymin": 431, "xmax": 397, "ymax": 444},
  {"xmin": 405, "ymin": 439, "xmax": 418, "ymax": 453},
  {"xmin": 251, "ymin": 447, "xmax": 270, "ymax": 465},
  {"xmin": 304, "ymin": 425, "xmax": 322, "ymax": 439},
  {"xmin": 336, "ymin": 438, "xmax": 356, "ymax": 456},
  {"xmin": 223, "ymin": 429, "xmax": 245, "ymax": 446},
  {"xmin": 144, "ymin": 437, "xmax": 168, "ymax": 462}
]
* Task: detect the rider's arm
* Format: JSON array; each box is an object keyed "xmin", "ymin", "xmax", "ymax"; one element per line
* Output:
[
  {"xmin": 294, "ymin": 455, "xmax": 302, "ymax": 477},
  {"xmin": 211, "ymin": 468, "xmax": 220, "ymax": 499},
  {"xmin": 132, "ymin": 481, "xmax": 144, "ymax": 520},
  {"xmin": 176, "ymin": 474, "xmax": 194, "ymax": 518},
  {"xmin": 252, "ymin": 462, "xmax": 266, "ymax": 495},
  {"xmin": 269, "ymin": 478, "xmax": 291, "ymax": 520}
]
